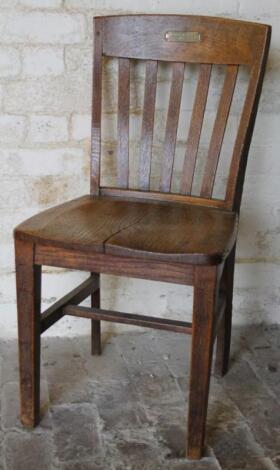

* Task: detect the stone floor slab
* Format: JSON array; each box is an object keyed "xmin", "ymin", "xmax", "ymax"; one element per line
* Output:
[
  {"xmin": 52, "ymin": 404, "xmax": 102, "ymax": 463},
  {"xmin": 106, "ymin": 428, "xmax": 164, "ymax": 469},
  {"xmin": 162, "ymin": 459, "xmax": 221, "ymax": 469},
  {"xmin": 0, "ymin": 326, "xmax": 279, "ymax": 469},
  {"xmin": 4, "ymin": 430, "xmax": 56, "ymax": 470},
  {"xmin": 208, "ymin": 422, "xmax": 265, "ymax": 468}
]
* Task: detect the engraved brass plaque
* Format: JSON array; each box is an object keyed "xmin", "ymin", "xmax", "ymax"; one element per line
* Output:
[{"xmin": 164, "ymin": 31, "xmax": 201, "ymax": 43}]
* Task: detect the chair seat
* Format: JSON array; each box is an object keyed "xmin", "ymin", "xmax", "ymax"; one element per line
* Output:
[{"xmin": 14, "ymin": 195, "xmax": 238, "ymax": 265}]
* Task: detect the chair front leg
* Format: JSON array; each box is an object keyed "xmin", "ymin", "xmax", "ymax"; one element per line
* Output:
[
  {"xmin": 91, "ymin": 272, "xmax": 101, "ymax": 355},
  {"xmin": 187, "ymin": 265, "xmax": 218, "ymax": 459},
  {"xmin": 215, "ymin": 245, "xmax": 236, "ymax": 377},
  {"xmin": 15, "ymin": 239, "xmax": 41, "ymax": 427}
]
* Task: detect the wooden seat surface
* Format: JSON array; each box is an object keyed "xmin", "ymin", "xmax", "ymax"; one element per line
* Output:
[{"xmin": 15, "ymin": 195, "xmax": 238, "ymax": 265}]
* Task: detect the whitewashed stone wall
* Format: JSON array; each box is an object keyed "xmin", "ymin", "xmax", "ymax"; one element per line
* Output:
[{"xmin": 0, "ymin": 0, "xmax": 279, "ymax": 338}]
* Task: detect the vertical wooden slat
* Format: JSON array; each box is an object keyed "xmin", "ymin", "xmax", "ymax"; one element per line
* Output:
[
  {"xmin": 117, "ymin": 58, "xmax": 130, "ymax": 188},
  {"xmin": 160, "ymin": 62, "xmax": 185, "ymax": 193},
  {"xmin": 90, "ymin": 17, "xmax": 103, "ymax": 195},
  {"xmin": 200, "ymin": 65, "xmax": 238, "ymax": 198},
  {"xmin": 180, "ymin": 64, "xmax": 212, "ymax": 195},
  {"xmin": 138, "ymin": 60, "xmax": 158, "ymax": 190}
]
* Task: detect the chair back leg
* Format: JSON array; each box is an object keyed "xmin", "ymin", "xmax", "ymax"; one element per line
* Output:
[
  {"xmin": 215, "ymin": 245, "xmax": 236, "ymax": 376},
  {"xmin": 91, "ymin": 273, "xmax": 101, "ymax": 355}
]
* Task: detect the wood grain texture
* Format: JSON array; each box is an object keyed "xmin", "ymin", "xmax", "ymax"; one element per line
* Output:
[
  {"xmin": 35, "ymin": 245, "xmax": 194, "ymax": 286},
  {"xmin": 160, "ymin": 62, "xmax": 185, "ymax": 192},
  {"xmin": 100, "ymin": 187, "xmax": 226, "ymax": 208},
  {"xmin": 15, "ymin": 196, "xmax": 238, "ymax": 266},
  {"xmin": 14, "ymin": 196, "xmax": 146, "ymax": 251},
  {"xmin": 117, "ymin": 58, "xmax": 130, "ymax": 188},
  {"xmin": 188, "ymin": 265, "xmax": 218, "ymax": 459},
  {"xmin": 212, "ymin": 289, "xmax": 227, "ymax": 340},
  {"xmin": 215, "ymin": 244, "xmax": 236, "ymax": 376},
  {"xmin": 180, "ymin": 64, "xmax": 212, "ymax": 195},
  {"xmin": 139, "ymin": 60, "xmax": 158, "ymax": 190},
  {"xmin": 15, "ymin": 239, "xmax": 41, "ymax": 427},
  {"xmin": 65, "ymin": 305, "xmax": 192, "ymax": 334},
  {"xmin": 40, "ymin": 276, "xmax": 98, "ymax": 334},
  {"xmin": 102, "ymin": 15, "xmax": 268, "ymax": 65},
  {"xmin": 200, "ymin": 65, "xmax": 238, "ymax": 198},
  {"xmin": 105, "ymin": 201, "xmax": 238, "ymax": 265},
  {"xmin": 90, "ymin": 17, "xmax": 103, "ymax": 195}
]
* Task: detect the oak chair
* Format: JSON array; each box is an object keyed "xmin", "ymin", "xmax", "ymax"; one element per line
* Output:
[{"xmin": 14, "ymin": 15, "xmax": 271, "ymax": 459}]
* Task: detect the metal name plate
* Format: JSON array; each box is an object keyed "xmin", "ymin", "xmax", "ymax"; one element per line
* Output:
[{"xmin": 164, "ymin": 31, "xmax": 201, "ymax": 43}]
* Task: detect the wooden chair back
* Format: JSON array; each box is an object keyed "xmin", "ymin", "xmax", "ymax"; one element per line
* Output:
[{"xmin": 90, "ymin": 15, "xmax": 271, "ymax": 211}]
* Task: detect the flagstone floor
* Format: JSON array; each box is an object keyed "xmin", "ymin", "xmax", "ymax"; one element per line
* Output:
[{"xmin": 0, "ymin": 324, "xmax": 279, "ymax": 469}]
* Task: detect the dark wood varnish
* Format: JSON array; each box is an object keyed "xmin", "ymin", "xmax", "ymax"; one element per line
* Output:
[
  {"xmin": 64, "ymin": 305, "xmax": 193, "ymax": 334},
  {"xmin": 15, "ymin": 239, "xmax": 41, "ymax": 428},
  {"xmin": 35, "ymin": 244, "xmax": 194, "ymax": 286},
  {"xmin": 181, "ymin": 64, "xmax": 212, "ymax": 195},
  {"xmin": 14, "ymin": 14, "xmax": 271, "ymax": 461},
  {"xmin": 102, "ymin": 15, "xmax": 269, "ymax": 65},
  {"xmin": 117, "ymin": 58, "xmax": 130, "ymax": 188},
  {"xmin": 160, "ymin": 62, "xmax": 185, "ymax": 192},
  {"xmin": 188, "ymin": 265, "xmax": 218, "ymax": 459},
  {"xmin": 214, "ymin": 245, "xmax": 236, "ymax": 376},
  {"xmin": 40, "ymin": 276, "xmax": 98, "ymax": 333},
  {"xmin": 91, "ymin": 272, "xmax": 101, "ymax": 355},
  {"xmin": 104, "ymin": 201, "xmax": 238, "ymax": 265},
  {"xmin": 100, "ymin": 187, "xmax": 226, "ymax": 208},
  {"xmin": 15, "ymin": 196, "xmax": 238, "ymax": 265},
  {"xmin": 200, "ymin": 65, "xmax": 238, "ymax": 198},
  {"xmin": 139, "ymin": 60, "xmax": 158, "ymax": 190},
  {"xmin": 91, "ymin": 17, "xmax": 103, "ymax": 195}
]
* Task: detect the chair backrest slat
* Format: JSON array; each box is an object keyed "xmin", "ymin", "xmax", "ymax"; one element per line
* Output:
[
  {"xmin": 160, "ymin": 62, "xmax": 185, "ymax": 192},
  {"xmin": 200, "ymin": 65, "xmax": 238, "ymax": 198},
  {"xmin": 117, "ymin": 58, "xmax": 130, "ymax": 188},
  {"xmin": 139, "ymin": 60, "xmax": 158, "ymax": 190},
  {"xmin": 180, "ymin": 64, "xmax": 212, "ymax": 195},
  {"xmin": 90, "ymin": 17, "xmax": 103, "ymax": 195},
  {"xmin": 91, "ymin": 15, "xmax": 271, "ymax": 211}
]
